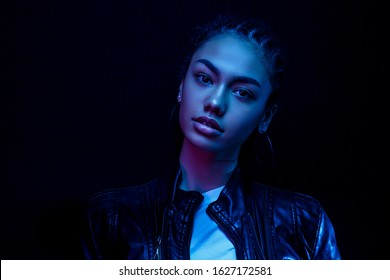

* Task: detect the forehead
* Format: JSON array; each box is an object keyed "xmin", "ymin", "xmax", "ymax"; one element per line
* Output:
[{"xmin": 190, "ymin": 34, "xmax": 269, "ymax": 81}]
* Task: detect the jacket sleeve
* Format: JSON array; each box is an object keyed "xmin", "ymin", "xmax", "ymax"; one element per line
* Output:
[
  {"xmin": 293, "ymin": 191, "xmax": 341, "ymax": 260},
  {"xmin": 313, "ymin": 209, "xmax": 341, "ymax": 259},
  {"xmin": 270, "ymin": 186, "xmax": 342, "ymax": 260},
  {"xmin": 79, "ymin": 189, "xmax": 119, "ymax": 260}
]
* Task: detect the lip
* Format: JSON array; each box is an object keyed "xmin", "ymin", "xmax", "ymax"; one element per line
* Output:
[{"xmin": 193, "ymin": 116, "xmax": 224, "ymax": 132}]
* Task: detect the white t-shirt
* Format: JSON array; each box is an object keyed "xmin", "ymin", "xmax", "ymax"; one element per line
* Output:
[{"xmin": 189, "ymin": 185, "xmax": 236, "ymax": 260}]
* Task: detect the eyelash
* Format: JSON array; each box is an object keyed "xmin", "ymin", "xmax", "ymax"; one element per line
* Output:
[
  {"xmin": 233, "ymin": 89, "xmax": 254, "ymax": 99},
  {"xmin": 195, "ymin": 72, "xmax": 255, "ymax": 100},
  {"xmin": 196, "ymin": 73, "xmax": 213, "ymax": 85}
]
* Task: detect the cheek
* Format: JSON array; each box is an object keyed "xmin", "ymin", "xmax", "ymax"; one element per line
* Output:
[
  {"xmin": 178, "ymin": 99, "xmax": 194, "ymax": 132},
  {"xmin": 234, "ymin": 121, "xmax": 257, "ymax": 136},
  {"xmin": 231, "ymin": 108, "xmax": 261, "ymax": 128},
  {"xmin": 226, "ymin": 112, "xmax": 260, "ymax": 138},
  {"xmin": 178, "ymin": 104, "xmax": 187, "ymax": 129},
  {"xmin": 179, "ymin": 97, "xmax": 193, "ymax": 119},
  {"xmin": 180, "ymin": 86, "xmax": 203, "ymax": 116}
]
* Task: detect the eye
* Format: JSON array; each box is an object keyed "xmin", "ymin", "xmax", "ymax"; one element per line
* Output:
[
  {"xmin": 233, "ymin": 88, "xmax": 254, "ymax": 99},
  {"xmin": 196, "ymin": 73, "xmax": 213, "ymax": 85}
]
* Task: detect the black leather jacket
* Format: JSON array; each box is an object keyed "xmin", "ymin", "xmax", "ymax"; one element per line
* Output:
[{"xmin": 81, "ymin": 166, "xmax": 341, "ymax": 260}]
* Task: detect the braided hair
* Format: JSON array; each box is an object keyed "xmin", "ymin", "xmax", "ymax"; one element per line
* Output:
[{"xmin": 179, "ymin": 14, "xmax": 285, "ymax": 106}]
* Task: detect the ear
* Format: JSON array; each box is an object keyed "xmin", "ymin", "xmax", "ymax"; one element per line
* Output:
[{"xmin": 258, "ymin": 104, "xmax": 278, "ymax": 134}]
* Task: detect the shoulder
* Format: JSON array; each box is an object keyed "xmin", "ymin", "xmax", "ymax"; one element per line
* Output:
[
  {"xmin": 250, "ymin": 183, "xmax": 322, "ymax": 212},
  {"xmin": 249, "ymin": 182, "xmax": 326, "ymax": 236},
  {"xmin": 86, "ymin": 178, "xmax": 162, "ymax": 214},
  {"xmin": 248, "ymin": 183, "xmax": 340, "ymax": 259}
]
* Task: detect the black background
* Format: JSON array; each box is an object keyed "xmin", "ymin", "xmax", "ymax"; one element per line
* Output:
[{"xmin": 1, "ymin": 0, "xmax": 386, "ymax": 259}]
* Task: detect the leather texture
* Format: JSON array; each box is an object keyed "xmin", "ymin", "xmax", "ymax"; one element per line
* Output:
[{"xmin": 81, "ymin": 166, "xmax": 341, "ymax": 260}]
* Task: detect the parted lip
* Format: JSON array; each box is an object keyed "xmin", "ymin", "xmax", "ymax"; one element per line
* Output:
[{"xmin": 193, "ymin": 116, "xmax": 224, "ymax": 132}]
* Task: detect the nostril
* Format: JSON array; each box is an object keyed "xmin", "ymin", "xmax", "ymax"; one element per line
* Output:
[
  {"xmin": 204, "ymin": 98, "xmax": 225, "ymax": 116},
  {"xmin": 205, "ymin": 103, "xmax": 223, "ymax": 115}
]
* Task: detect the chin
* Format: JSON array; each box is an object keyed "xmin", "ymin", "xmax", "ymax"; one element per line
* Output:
[{"xmin": 186, "ymin": 134, "xmax": 222, "ymax": 152}]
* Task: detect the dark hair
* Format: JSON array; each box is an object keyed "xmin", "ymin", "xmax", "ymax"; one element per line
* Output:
[{"xmin": 179, "ymin": 13, "xmax": 285, "ymax": 106}]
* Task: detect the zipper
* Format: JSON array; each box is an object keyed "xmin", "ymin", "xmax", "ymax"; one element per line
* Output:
[
  {"xmin": 206, "ymin": 206, "xmax": 246, "ymax": 260},
  {"xmin": 153, "ymin": 236, "xmax": 161, "ymax": 260},
  {"xmin": 155, "ymin": 208, "xmax": 172, "ymax": 260},
  {"xmin": 247, "ymin": 212, "xmax": 266, "ymax": 259}
]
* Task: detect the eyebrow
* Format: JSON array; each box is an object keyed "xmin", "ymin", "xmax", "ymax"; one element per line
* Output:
[{"xmin": 196, "ymin": 58, "xmax": 262, "ymax": 89}]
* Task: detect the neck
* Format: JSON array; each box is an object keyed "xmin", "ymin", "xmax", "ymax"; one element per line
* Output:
[{"xmin": 178, "ymin": 139, "xmax": 239, "ymax": 193}]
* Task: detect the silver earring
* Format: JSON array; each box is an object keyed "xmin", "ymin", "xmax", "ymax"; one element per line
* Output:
[{"xmin": 177, "ymin": 90, "xmax": 182, "ymax": 103}]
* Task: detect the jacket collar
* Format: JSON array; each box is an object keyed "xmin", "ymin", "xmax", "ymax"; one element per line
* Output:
[
  {"xmin": 160, "ymin": 161, "xmax": 248, "ymax": 219},
  {"xmin": 211, "ymin": 165, "xmax": 248, "ymax": 222}
]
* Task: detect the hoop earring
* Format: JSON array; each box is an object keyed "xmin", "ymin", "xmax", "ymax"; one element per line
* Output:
[
  {"xmin": 169, "ymin": 102, "xmax": 179, "ymax": 127},
  {"xmin": 262, "ymin": 132, "xmax": 274, "ymax": 167},
  {"xmin": 168, "ymin": 101, "xmax": 184, "ymax": 158},
  {"xmin": 254, "ymin": 131, "xmax": 275, "ymax": 175}
]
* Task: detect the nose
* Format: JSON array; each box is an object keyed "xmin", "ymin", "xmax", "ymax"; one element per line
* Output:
[{"xmin": 204, "ymin": 88, "xmax": 227, "ymax": 116}]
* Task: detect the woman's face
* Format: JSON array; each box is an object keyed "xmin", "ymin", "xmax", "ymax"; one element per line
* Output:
[{"xmin": 179, "ymin": 34, "xmax": 273, "ymax": 158}]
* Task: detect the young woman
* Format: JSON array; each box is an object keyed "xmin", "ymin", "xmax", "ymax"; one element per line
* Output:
[{"xmin": 81, "ymin": 14, "xmax": 341, "ymax": 260}]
